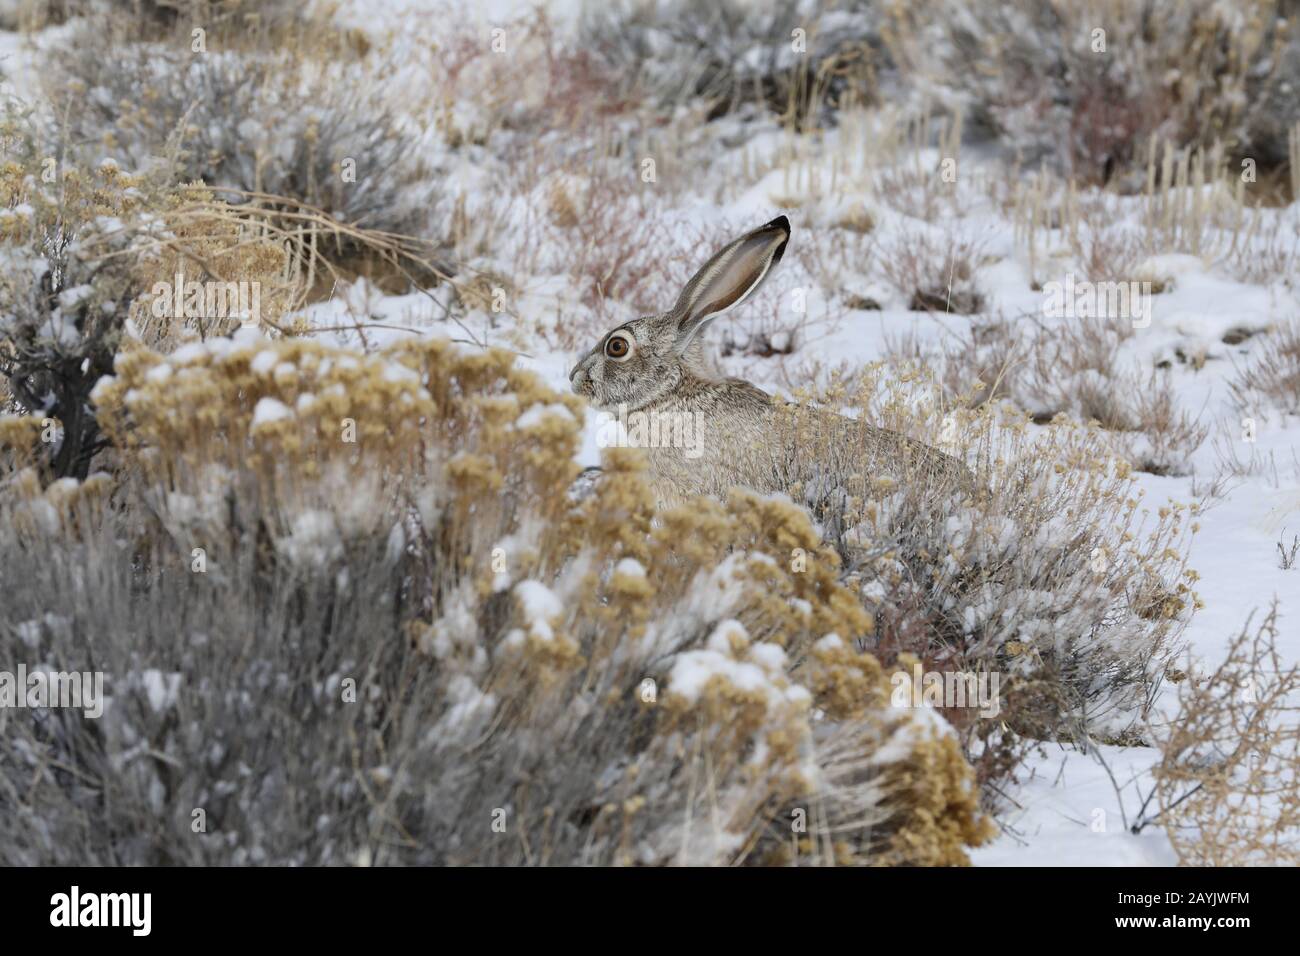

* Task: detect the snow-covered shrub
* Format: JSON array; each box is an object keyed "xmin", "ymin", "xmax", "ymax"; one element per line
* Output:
[
  {"xmin": 1153, "ymin": 604, "xmax": 1300, "ymax": 865},
  {"xmin": 891, "ymin": 0, "xmax": 1300, "ymax": 185},
  {"xmin": 0, "ymin": 106, "xmax": 305, "ymax": 479},
  {"xmin": 875, "ymin": 229, "xmax": 986, "ymax": 314},
  {"xmin": 1229, "ymin": 316, "xmax": 1300, "ymax": 419},
  {"xmin": 0, "ymin": 112, "xmax": 153, "ymax": 479},
  {"xmin": 0, "ymin": 336, "xmax": 991, "ymax": 865},
  {"xmin": 38, "ymin": 0, "xmax": 308, "ymax": 32},
  {"xmin": 583, "ymin": 0, "xmax": 887, "ymax": 123},
  {"xmin": 537, "ymin": 173, "xmax": 678, "ymax": 341},
  {"xmin": 430, "ymin": 9, "xmax": 640, "ymax": 148},
  {"xmin": 1016, "ymin": 317, "xmax": 1208, "ymax": 476},
  {"xmin": 772, "ymin": 368, "xmax": 1199, "ymax": 760},
  {"xmin": 44, "ymin": 15, "xmax": 435, "ymax": 254},
  {"xmin": 889, "ymin": 311, "xmax": 1208, "ymax": 476}
]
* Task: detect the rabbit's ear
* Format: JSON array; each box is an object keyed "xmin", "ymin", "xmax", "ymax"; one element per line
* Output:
[{"xmin": 672, "ymin": 215, "xmax": 790, "ymax": 352}]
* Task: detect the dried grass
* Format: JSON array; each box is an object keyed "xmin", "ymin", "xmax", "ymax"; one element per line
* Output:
[
  {"xmin": 1229, "ymin": 316, "xmax": 1300, "ymax": 420},
  {"xmin": 1153, "ymin": 604, "xmax": 1300, "ymax": 865}
]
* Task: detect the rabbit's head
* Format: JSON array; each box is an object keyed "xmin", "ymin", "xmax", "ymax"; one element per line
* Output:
[{"xmin": 569, "ymin": 216, "xmax": 790, "ymax": 411}]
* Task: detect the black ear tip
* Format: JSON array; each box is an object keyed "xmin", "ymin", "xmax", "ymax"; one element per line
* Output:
[{"xmin": 765, "ymin": 215, "xmax": 790, "ymax": 264}]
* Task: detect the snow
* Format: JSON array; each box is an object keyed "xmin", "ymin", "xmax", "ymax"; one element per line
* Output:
[
  {"xmin": 513, "ymin": 579, "xmax": 563, "ymax": 641},
  {"xmin": 139, "ymin": 670, "xmax": 182, "ymax": 715},
  {"xmin": 382, "ymin": 362, "xmax": 419, "ymax": 384},
  {"xmin": 170, "ymin": 342, "xmax": 209, "ymax": 364},
  {"xmin": 251, "ymin": 397, "xmax": 294, "ymax": 427},
  {"xmin": 515, "ymin": 402, "xmax": 575, "ymax": 429},
  {"xmin": 705, "ymin": 619, "xmax": 748, "ymax": 654},
  {"xmin": 275, "ymin": 510, "xmax": 343, "ymax": 567},
  {"xmin": 973, "ymin": 746, "xmax": 1180, "ymax": 867},
  {"xmin": 669, "ymin": 619, "xmax": 806, "ymax": 710},
  {"xmin": 669, "ymin": 648, "xmax": 766, "ymax": 701},
  {"xmin": 614, "ymin": 558, "xmax": 646, "ymax": 578},
  {"xmin": 249, "ymin": 350, "xmax": 280, "ymax": 375},
  {"xmin": 433, "ymin": 674, "xmax": 498, "ymax": 740},
  {"xmin": 748, "ymin": 642, "xmax": 788, "ymax": 673}
]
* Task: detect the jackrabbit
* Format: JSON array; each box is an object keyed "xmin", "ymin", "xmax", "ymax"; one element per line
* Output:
[{"xmin": 569, "ymin": 216, "xmax": 974, "ymax": 508}]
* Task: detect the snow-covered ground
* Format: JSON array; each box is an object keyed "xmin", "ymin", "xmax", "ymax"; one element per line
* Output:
[{"xmin": 8, "ymin": 0, "xmax": 1296, "ymax": 865}]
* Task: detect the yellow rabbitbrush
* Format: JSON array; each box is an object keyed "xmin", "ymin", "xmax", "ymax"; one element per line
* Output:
[{"xmin": 0, "ymin": 333, "xmax": 995, "ymax": 866}]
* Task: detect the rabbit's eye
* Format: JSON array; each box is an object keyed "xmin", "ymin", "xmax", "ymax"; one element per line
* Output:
[{"xmin": 604, "ymin": 333, "xmax": 633, "ymax": 360}]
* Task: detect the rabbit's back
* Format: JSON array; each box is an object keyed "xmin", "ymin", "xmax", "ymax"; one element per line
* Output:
[{"xmin": 641, "ymin": 384, "xmax": 974, "ymax": 506}]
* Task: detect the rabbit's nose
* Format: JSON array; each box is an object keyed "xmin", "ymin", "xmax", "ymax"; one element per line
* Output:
[{"xmin": 569, "ymin": 363, "xmax": 586, "ymax": 392}]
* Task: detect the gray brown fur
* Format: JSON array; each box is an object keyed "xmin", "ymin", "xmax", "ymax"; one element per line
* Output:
[{"xmin": 569, "ymin": 216, "xmax": 974, "ymax": 507}]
